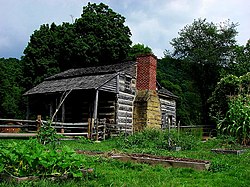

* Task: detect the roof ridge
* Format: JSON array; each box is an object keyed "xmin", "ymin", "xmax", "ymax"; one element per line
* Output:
[{"xmin": 46, "ymin": 61, "xmax": 136, "ymax": 81}]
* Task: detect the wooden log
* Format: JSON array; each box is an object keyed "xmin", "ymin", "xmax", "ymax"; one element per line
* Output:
[
  {"xmin": 0, "ymin": 119, "xmax": 36, "ymax": 123},
  {"xmin": 96, "ymin": 120, "xmax": 99, "ymax": 141},
  {"xmin": 88, "ymin": 118, "xmax": 91, "ymax": 139},
  {"xmin": 36, "ymin": 115, "xmax": 42, "ymax": 131},
  {"xmin": 0, "ymin": 133, "xmax": 36, "ymax": 137}
]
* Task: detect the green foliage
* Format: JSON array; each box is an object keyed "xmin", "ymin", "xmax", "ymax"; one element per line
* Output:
[
  {"xmin": 227, "ymin": 40, "xmax": 250, "ymax": 76},
  {"xmin": 37, "ymin": 120, "xmax": 62, "ymax": 147},
  {"xmin": 209, "ymin": 74, "xmax": 240, "ymax": 122},
  {"xmin": 218, "ymin": 95, "xmax": 250, "ymax": 145},
  {"xmin": 157, "ymin": 54, "xmax": 202, "ymax": 126},
  {"xmin": 127, "ymin": 43, "xmax": 152, "ymax": 60},
  {"xmin": 0, "ymin": 58, "xmax": 25, "ymax": 118},
  {"xmin": 168, "ymin": 129, "xmax": 202, "ymax": 150},
  {"xmin": 209, "ymin": 72, "xmax": 250, "ymax": 124},
  {"xmin": 209, "ymin": 72, "xmax": 250, "ymax": 145},
  {"xmin": 0, "ymin": 139, "xmax": 85, "ymax": 178},
  {"xmin": 1, "ymin": 138, "xmax": 250, "ymax": 186},
  {"xmin": 209, "ymin": 159, "xmax": 233, "ymax": 173},
  {"xmin": 171, "ymin": 18, "xmax": 238, "ymax": 126},
  {"xmin": 22, "ymin": 2, "xmax": 132, "ymax": 89},
  {"xmin": 115, "ymin": 129, "xmax": 201, "ymax": 151}
]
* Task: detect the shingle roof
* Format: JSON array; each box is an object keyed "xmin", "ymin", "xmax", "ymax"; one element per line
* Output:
[
  {"xmin": 158, "ymin": 88, "xmax": 178, "ymax": 99},
  {"xmin": 24, "ymin": 61, "xmax": 136, "ymax": 95},
  {"xmin": 24, "ymin": 73, "xmax": 118, "ymax": 95},
  {"xmin": 47, "ymin": 61, "xmax": 136, "ymax": 80}
]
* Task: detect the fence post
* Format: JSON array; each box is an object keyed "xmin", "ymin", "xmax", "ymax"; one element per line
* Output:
[
  {"xmin": 36, "ymin": 115, "xmax": 42, "ymax": 131},
  {"xmin": 177, "ymin": 121, "xmax": 180, "ymax": 141},
  {"xmin": 87, "ymin": 118, "xmax": 91, "ymax": 139},
  {"xmin": 95, "ymin": 119, "xmax": 99, "ymax": 141},
  {"xmin": 103, "ymin": 120, "xmax": 106, "ymax": 140}
]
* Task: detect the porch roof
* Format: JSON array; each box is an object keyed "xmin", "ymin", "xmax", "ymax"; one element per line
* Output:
[
  {"xmin": 24, "ymin": 73, "xmax": 118, "ymax": 95},
  {"xmin": 24, "ymin": 61, "xmax": 136, "ymax": 96}
]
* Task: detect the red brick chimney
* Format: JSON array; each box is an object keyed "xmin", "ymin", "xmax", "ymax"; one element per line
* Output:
[{"xmin": 136, "ymin": 54, "xmax": 157, "ymax": 90}]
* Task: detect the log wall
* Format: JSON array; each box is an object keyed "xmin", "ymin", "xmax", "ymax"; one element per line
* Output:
[
  {"xmin": 159, "ymin": 97, "xmax": 176, "ymax": 125},
  {"xmin": 116, "ymin": 73, "xmax": 136, "ymax": 133}
]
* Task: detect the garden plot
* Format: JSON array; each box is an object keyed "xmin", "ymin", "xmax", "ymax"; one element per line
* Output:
[{"xmin": 76, "ymin": 150, "xmax": 210, "ymax": 171}]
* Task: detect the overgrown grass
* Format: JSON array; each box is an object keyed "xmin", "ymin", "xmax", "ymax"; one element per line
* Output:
[{"xmin": 0, "ymin": 129, "xmax": 250, "ymax": 187}]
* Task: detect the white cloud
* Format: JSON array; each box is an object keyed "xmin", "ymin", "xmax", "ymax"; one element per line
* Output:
[{"xmin": 0, "ymin": 0, "xmax": 249, "ymax": 58}]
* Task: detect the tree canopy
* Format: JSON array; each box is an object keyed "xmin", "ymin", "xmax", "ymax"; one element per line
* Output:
[
  {"xmin": 157, "ymin": 53, "xmax": 202, "ymax": 126},
  {"xmin": 227, "ymin": 40, "xmax": 250, "ymax": 76},
  {"xmin": 0, "ymin": 58, "xmax": 25, "ymax": 118},
  {"xmin": 171, "ymin": 18, "xmax": 238, "ymax": 126},
  {"xmin": 22, "ymin": 2, "xmax": 132, "ymax": 89},
  {"xmin": 128, "ymin": 43, "xmax": 152, "ymax": 60}
]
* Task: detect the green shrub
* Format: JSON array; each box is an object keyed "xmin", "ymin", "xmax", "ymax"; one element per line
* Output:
[
  {"xmin": 0, "ymin": 139, "xmax": 85, "ymax": 178},
  {"xmin": 115, "ymin": 128, "xmax": 201, "ymax": 151},
  {"xmin": 37, "ymin": 120, "xmax": 62, "ymax": 148}
]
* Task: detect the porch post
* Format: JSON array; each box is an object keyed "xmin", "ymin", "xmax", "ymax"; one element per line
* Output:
[
  {"xmin": 61, "ymin": 102, "xmax": 65, "ymax": 123},
  {"xmin": 93, "ymin": 89, "xmax": 99, "ymax": 121},
  {"xmin": 26, "ymin": 97, "xmax": 30, "ymax": 120},
  {"xmin": 93, "ymin": 89, "xmax": 99, "ymax": 140}
]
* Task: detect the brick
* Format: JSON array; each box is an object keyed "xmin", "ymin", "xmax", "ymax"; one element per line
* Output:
[{"xmin": 136, "ymin": 54, "xmax": 157, "ymax": 90}]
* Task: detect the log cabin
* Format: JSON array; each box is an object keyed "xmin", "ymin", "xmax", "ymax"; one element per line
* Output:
[{"xmin": 24, "ymin": 54, "xmax": 177, "ymax": 133}]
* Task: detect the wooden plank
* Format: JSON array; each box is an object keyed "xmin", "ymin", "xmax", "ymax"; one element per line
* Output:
[
  {"xmin": 99, "ymin": 106, "xmax": 115, "ymax": 109},
  {"xmin": 98, "ymin": 113, "xmax": 115, "ymax": 116},
  {"xmin": 61, "ymin": 132, "xmax": 87, "ymax": 136},
  {"xmin": 0, "ymin": 125, "xmax": 35, "ymax": 128},
  {"xmin": 53, "ymin": 126, "xmax": 88, "ymax": 129},
  {"xmin": 42, "ymin": 121, "xmax": 88, "ymax": 126},
  {"xmin": 0, "ymin": 119, "xmax": 36, "ymax": 123},
  {"xmin": 0, "ymin": 133, "xmax": 36, "ymax": 137},
  {"xmin": 0, "ymin": 132, "xmax": 89, "ymax": 138}
]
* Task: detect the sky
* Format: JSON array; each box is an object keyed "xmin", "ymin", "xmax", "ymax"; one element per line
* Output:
[{"xmin": 0, "ymin": 0, "xmax": 249, "ymax": 59}]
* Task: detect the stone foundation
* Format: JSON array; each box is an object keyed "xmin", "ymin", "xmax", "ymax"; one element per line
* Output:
[{"xmin": 133, "ymin": 90, "xmax": 161, "ymax": 131}]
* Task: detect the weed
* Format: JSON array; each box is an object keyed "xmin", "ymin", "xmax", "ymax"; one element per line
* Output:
[
  {"xmin": 115, "ymin": 128, "xmax": 201, "ymax": 151},
  {"xmin": 37, "ymin": 120, "xmax": 62, "ymax": 148}
]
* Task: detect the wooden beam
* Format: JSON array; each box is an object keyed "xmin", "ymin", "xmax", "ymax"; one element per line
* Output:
[
  {"xmin": 26, "ymin": 97, "xmax": 30, "ymax": 120},
  {"xmin": 93, "ymin": 89, "xmax": 99, "ymax": 122},
  {"xmin": 61, "ymin": 102, "xmax": 65, "ymax": 123},
  {"xmin": 116, "ymin": 73, "xmax": 119, "ymax": 93},
  {"xmin": 49, "ymin": 101, "xmax": 53, "ymax": 118},
  {"xmin": 93, "ymin": 89, "xmax": 99, "ymax": 140}
]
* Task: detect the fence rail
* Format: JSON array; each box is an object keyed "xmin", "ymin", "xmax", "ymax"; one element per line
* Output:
[
  {"xmin": 0, "ymin": 118, "xmax": 128, "ymax": 140},
  {"xmin": 0, "ymin": 118, "xmax": 93, "ymax": 138},
  {"xmin": 0, "ymin": 118, "xmax": 214, "ymax": 139}
]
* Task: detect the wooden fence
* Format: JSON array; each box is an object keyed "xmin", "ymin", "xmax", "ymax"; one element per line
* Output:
[
  {"xmin": 161, "ymin": 117, "xmax": 216, "ymax": 137},
  {"xmin": 0, "ymin": 117, "xmax": 214, "ymax": 140},
  {"xmin": 0, "ymin": 118, "xmax": 133, "ymax": 140}
]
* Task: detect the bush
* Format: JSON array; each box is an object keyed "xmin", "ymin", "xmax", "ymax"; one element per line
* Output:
[
  {"xmin": 115, "ymin": 128, "xmax": 201, "ymax": 151},
  {"xmin": 168, "ymin": 129, "xmax": 202, "ymax": 150},
  {"xmin": 37, "ymin": 120, "xmax": 62, "ymax": 148},
  {"xmin": 0, "ymin": 139, "xmax": 85, "ymax": 178}
]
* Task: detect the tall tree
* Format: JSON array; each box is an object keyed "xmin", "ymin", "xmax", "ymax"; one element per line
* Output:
[
  {"xmin": 171, "ymin": 18, "xmax": 238, "ymax": 126},
  {"xmin": 157, "ymin": 53, "xmax": 202, "ymax": 126},
  {"xmin": 22, "ymin": 2, "xmax": 132, "ymax": 89},
  {"xmin": 75, "ymin": 3, "xmax": 132, "ymax": 66},
  {"xmin": 0, "ymin": 58, "xmax": 25, "ymax": 118}
]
